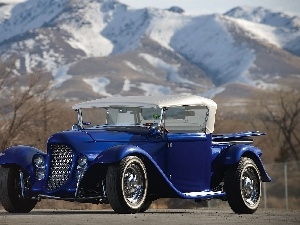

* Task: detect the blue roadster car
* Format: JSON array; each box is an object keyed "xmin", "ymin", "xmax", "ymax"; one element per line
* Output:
[{"xmin": 0, "ymin": 95, "xmax": 270, "ymax": 214}]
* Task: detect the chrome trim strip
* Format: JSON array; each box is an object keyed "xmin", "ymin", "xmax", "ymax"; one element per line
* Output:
[
  {"xmin": 19, "ymin": 171, "xmax": 25, "ymax": 198},
  {"xmin": 35, "ymin": 194, "xmax": 103, "ymax": 201}
]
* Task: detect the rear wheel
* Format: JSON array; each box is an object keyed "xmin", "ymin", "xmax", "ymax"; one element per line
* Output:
[
  {"xmin": 0, "ymin": 166, "xmax": 37, "ymax": 213},
  {"xmin": 224, "ymin": 157, "xmax": 261, "ymax": 214},
  {"xmin": 106, "ymin": 156, "xmax": 148, "ymax": 214}
]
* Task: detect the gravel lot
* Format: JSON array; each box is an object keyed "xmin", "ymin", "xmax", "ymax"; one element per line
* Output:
[{"xmin": 0, "ymin": 208, "xmax": 300, "ymax": 225}]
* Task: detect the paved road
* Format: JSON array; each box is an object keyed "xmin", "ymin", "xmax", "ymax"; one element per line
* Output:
[{"xmin": 0, "ymin": 209, "xmax": 299, "ymax": 225}]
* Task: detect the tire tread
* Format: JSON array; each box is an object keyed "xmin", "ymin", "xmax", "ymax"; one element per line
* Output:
[
  {"xmin": 106, "ymin": 156, "xmax": 147, "ymax": 214},
  {"xmin": 224, "ymin": 157, "xmax": 261, "ymax": 214},
  {"xmin": 0, "ymin": 166, "xmax": 37, "ymax": 213}
]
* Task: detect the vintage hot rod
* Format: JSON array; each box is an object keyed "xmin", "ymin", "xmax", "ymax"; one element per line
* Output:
[{"xmin": 0, "ymin": 95, "xmax": 271, "ymax": 214}]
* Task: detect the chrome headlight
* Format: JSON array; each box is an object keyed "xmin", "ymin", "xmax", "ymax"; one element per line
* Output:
[
  {"xmin": 33, "ymin": 154, "xmax": 44, "ymax": 167},
  {"xmin": 77, "ymin": 155, "xmax": 88, "ymax": 167},
  {"xmin": 33, "ymin": 154, "xmax": 46, "ymax": 180},
  {"xmin": 76, "ymin": 155, "xmax": 88, "ymax": 180}
]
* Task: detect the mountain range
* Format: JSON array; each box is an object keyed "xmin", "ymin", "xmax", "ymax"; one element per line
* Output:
[{"xmin": 0, "ymin": 0, "xmax": 299, "ymax": 102}]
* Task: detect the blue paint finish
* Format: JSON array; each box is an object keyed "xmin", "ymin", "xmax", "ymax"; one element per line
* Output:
[
  {"xmin": 48, "ymin": 129, "xmax": 163, "ymax": 156},
  {"xmin": 92, "ymin": 145, "xmax": 148, "ymax": 164},
  {"xmin": 39, "ymin": 129, "xmax": 270, "ymax": 197},
  {"xmin": 252, "ymin": 156, "xmax": 271, "ymax": 182},
  {"xmin": 220, "ymin": 144, "xmax": 271, "ymax": 182},
  {"xmin": 29, "ymin": 129, "xmax": 168, "ymax": 196},
  {"xmin": 211, "ymin": 146, "xmax": 225, "ymax": 172},
  {"xmin": 0, "ymin": 127, "xmax": 269, "ymax": 201},
  {"xmin": 42, "ymin": 129, "xmax": 216, "ymax": 196},
  {"xmin": 85, "ymin": 129, "xmax": 149, "ymax": 142},
  {"xmin": 220, "ymin": 144, "xmax": 261, "ymax": 165},
  {"xmin": 48, "ymin": 130, "xmax": 96, "ymax": 150},
  {"xmin": 92, "ymin": 141, "xmax": 167, "ymax": 164},
  {"xmin": 166, "ymin": 133, "xmax": 212, "ymax": 192},
  {"xmin": 92, "ymin": 142, "xmax": 226, "ymax": 200},
  {"xmin": 0, "ymin": 91, "xmax": 273, "ymax": 213},
  {"xmin": 0, "ymin": 145, "xmax": 44, "ymax": 175},
  {"xmin": 48, "ymin": 129, "xmax": 169, "ymax": 172}
]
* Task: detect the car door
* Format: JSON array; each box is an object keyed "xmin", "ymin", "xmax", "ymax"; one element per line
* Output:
[{"xmin": 166, "ymin": 133, "xmax": 212, "ymax": 193}]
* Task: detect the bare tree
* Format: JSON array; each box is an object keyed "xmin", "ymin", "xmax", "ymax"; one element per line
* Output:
[
  {"xmin": 257, "ymin": 86, "xmax": 300, "ymax": 162},
  {"xmin": 0, "ymin": 60, "xmax": 74, "ymax": 151},
  {"xmin": 31, "ymin": 98, "xmax": 75, "ymax": 150},
  {"xmin": 0, "ymin": 61, "xmax": 50, "ymax": 150}
]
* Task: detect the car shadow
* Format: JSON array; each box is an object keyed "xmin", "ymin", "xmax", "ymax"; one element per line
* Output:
[{"xmin": 0, "ymin": 209, "xmax": 197, "ymax": 216}]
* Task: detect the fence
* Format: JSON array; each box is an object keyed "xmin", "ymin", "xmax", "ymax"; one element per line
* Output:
[
  {"xmin": 261, "ymin": 161, "xmax": 300, "ymax": 210},
  {"xmin": 204, "ymin": 161, "xmax": 300, "ymax": 210}
]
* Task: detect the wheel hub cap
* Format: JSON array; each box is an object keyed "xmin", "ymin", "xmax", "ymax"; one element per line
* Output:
[
  {"xmin": 241, "ymin": 167, "xmax": 260, "ymax": 207},
  {"xmin": 243, "ymin": 177, "xmax": 254, "ymax": 195},
  {"xmin": 123, "ymin": 163, "xmax": 145, "ymax": 206}
]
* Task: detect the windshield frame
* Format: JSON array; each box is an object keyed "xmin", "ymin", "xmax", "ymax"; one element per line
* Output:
[{"xmin": 74, "ymin": 105, "xmax": 209, "ymax": 134}]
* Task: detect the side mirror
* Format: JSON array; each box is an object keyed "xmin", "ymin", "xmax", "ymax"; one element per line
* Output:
[{"xmin": 149, "ymin": 123, "xmax": 163, "ymax": 136}]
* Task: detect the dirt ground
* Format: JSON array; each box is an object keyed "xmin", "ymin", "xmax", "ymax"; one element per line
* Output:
[{"xmin": 0, "ymin": 208, "xmax": 299, "ymax": 225}]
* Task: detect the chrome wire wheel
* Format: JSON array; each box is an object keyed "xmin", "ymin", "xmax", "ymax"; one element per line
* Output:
[
  {"xmin": 225, "ymin": 157, "xmax": 262, "ymax": 214},
  {"xmin": 241, "ymin": 166, "xmax": 260, "ymax": 208},
  {"xmin": 106, "ymin": 156, "xmax": 148, "ymax": 214},
  {"xmin": 122, "ymin": 160, "xmax": 147, "ymax": 208}
]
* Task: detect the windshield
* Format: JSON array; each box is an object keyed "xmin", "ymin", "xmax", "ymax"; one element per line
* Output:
[
  {"xmin": 79, "ymin": 107, "xmax": 161, "ymax": 128},
  {"xmin": 78, "ymin": 106, "xmax": 209, "ymax": 133}
]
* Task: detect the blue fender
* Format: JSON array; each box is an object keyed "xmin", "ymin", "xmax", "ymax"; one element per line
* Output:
[
  {"xmin": 0, "ymin": 145, "xmax": 45, "ymax": 175},
  {"xmin": 221, "ymin": 144, "xmax": 271, "ymax": 182},
  {"xmin": 91, "ymin": 145, "xmax": 152, "ymax": 165},
  {"xmin": 91, "ymin": 144, "xmax": 227, "ymax": 201}
]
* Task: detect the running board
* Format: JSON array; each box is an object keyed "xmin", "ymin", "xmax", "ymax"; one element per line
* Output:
[
  {"xmin": 34, "ymin": 194, "xmax": 107, "ymax": 203},
  {"xmin": 182, "ymin": 191, "xmax": 226, "ymax": 200}
]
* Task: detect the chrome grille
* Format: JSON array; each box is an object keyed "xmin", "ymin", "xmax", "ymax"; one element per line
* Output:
[{"xmin": 47, "ymin": 144, "xmax": 73, "ymax": 191}]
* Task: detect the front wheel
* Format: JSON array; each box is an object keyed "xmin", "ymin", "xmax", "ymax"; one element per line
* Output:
[
  {"xmin": 224, "ymin": 157, "xmax": 261, "ymax": 214},
  {"xmin": 106, "ymin": 156, "xmax": 148, "ymax": 214},
  {"xmin": 0, "ymin": 166, "xmax": 37, "ymax": 213}
]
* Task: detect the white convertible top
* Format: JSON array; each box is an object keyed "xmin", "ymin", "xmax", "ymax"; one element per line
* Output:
[
  {"xmin": 72, "ymin": 94, "xmax": 217, "ymax": 110},
  {"xmin": 72, "ymin": 95, "xmax": 217, "ymax": 133}
]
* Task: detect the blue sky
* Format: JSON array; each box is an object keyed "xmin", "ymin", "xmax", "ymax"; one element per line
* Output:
[{"xmin": 119, "ymin": 0, "xmax": 300, "ymax": 16}]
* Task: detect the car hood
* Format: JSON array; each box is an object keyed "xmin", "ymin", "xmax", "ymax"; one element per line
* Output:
[
  {"xmin": 46, "ymin": 128, "xmax": 152, "ymax": 159},
  {"xmin": 48, "ymin": 127, "xmax": 151, "ymax": 148},
  {"xmin": 85, "ymin": 128, "xmax": 149, "ymax": 142}
]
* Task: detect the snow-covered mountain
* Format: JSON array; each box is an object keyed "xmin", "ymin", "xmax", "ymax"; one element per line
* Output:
[
  {"xmin": 225, "ymin": 6, "xmax": 300, "ymax": 55},
  {"xmin": 225, "ymin": 6, "xmax": 300, "ymax": 30},
  {"xmin": 0, "ymin": 0, "xmax": 299, "ymax": 101}
]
